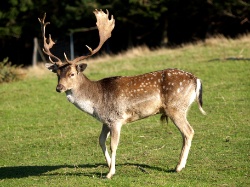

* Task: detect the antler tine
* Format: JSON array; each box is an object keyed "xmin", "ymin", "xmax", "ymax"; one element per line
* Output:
[
  {"xmin": 38, "ymin": 13, "xmax": 62, "ymax": 66},
  {"xmin": 65, "ymin": 9, "xmax": 115, "ymax": 65},
  {"xmin": 64, "ymin": 45, "xmax": 94, "ymax": 65}
]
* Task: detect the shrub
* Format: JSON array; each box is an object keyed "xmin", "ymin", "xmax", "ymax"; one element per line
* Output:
[{"xmin": 0, "ymin": 57, "xmax": 24, "ymax": 83}]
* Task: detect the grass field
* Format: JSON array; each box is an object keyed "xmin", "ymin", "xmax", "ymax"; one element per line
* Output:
[{"xmin": 0, "ymin": 36, "xmax": 249, "ymax": 186}]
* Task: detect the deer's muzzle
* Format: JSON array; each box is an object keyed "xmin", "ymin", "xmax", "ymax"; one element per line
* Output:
[{"xmin": 56, "ymin": 84, "xmax": 66, "ymax": 93}]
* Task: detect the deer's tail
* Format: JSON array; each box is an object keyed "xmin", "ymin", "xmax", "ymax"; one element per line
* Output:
[{"xmin": 196, "ymin": 79, "xmax": 207, "ymax": 115}]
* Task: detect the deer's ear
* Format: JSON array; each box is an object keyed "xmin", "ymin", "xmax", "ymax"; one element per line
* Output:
[
  {"xmin": 45, "ymin": 63, "xmax": 57, "ymax": 73},
  {"xmin": 77, "ymin": 64, "xmax": 87, "ymax": 73}
]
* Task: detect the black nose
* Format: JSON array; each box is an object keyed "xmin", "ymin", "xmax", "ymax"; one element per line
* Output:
[{"xmin": 56, "ymin": 84, "xmax": 65, "ymax": 92}]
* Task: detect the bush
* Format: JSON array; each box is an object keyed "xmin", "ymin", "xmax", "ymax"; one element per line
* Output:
[{"xmin": 0, "ymin": 57, "xmax": 24, "ymax": 83}]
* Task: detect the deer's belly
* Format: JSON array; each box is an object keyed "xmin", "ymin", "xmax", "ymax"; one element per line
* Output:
[{"xmin": 123, "ymin": 95, "xmax": 162, "ymax": 123}]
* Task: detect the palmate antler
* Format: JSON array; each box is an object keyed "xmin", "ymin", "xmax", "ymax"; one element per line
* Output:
[
  {"xmin": 64, "ymin": 9, "xmax": 115, "ymax": 64},
  {"xmin": 38, "ymin": 9, "xmax": 115, "ymax": 67}
]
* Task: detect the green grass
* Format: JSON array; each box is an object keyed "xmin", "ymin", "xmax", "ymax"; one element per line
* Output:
[{"xmin": 0, "ymin": 36, "xmax": 250, "ymax": 186}]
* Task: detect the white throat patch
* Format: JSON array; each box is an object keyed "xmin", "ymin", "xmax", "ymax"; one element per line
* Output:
[{"xmin": 66, "ymin": 91, "xmax": 94, "ymax": 115}]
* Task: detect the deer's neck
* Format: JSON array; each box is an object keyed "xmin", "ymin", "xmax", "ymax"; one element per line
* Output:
[{"xmin": 65, "ymin": 74, "xmax": 102, "ymax": 117}]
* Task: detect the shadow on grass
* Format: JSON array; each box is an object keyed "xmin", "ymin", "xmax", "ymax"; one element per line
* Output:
[
  {"xmin": 0, "ymin": 163, "xmax": 175, "ymax": 179},
  {"xmin": 122, "ymin": 163, "xmax": 176, "ymax": 174}
]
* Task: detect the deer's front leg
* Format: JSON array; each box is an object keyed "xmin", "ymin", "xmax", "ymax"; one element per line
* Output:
[
  {"xmin": 99, "ymin": 124, "xmax": 111, "ymax": 168},
  {"xmin": 106, "ymin": 122, "xmax": 122, "ymax": 179}
]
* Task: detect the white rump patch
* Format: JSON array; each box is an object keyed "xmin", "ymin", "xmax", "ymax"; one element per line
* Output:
[
  {"xmin": 196, "ymin": 79, "xmax": 202, "ymax": 96},
  {"xmin": 189, "ymin": 90, "xmax": 196, "ymax": 106}
]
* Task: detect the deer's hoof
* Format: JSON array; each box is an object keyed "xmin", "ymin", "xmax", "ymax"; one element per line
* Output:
[
  {"xmin": 106, "ymin": 173, "xmax": 113, "ymax": 179},
  {"xmin": 175, "ymin": 164, "xmax": 185, "ymax": 172}
]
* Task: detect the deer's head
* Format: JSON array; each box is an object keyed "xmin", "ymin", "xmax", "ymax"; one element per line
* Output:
[{"xmin": 38, "ymin": 10, "xmax": 115, "ymax": 92}]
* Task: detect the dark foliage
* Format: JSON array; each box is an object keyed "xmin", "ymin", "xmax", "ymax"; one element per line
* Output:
[{"xmin": 0, "ymin": 0, "xmax": 249, "ymax": 65}]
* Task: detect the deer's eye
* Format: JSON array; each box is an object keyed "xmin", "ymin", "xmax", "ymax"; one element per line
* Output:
[{"xmin": 70, "ymin": 73, "xmax": 75, "ymax": 77}]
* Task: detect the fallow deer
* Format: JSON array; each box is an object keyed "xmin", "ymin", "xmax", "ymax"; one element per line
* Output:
[{"xmin": 38, "ymin": 9, "xmax": 206, "ymax": 179}]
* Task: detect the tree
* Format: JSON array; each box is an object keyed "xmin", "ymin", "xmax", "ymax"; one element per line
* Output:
[
  {"xmin": 111, "ymin": 0, "xmax": 168, "ymax": 48},
  {"xmin": 0, "ymin": 0, "xmax": 249, "ymax": 65},
  {"xmin": 0, "ymin": 0, "xmax": 34, "ymax": 38}
]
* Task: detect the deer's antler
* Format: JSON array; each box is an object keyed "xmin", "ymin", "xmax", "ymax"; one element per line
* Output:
[
  {"xmin": 38, "ymin": 13, "xmax": 63, "ymax": 66},
  {"xmin": 39, "ymin": 10, "xmax": 115, "ymax": 67},
  {"xmin": 64, "ymin": 9, "xmax": 115, "ymax": 65}
]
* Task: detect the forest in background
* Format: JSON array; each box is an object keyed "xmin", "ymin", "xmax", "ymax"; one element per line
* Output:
[{"xmin": 0, "ymin": 0, "xmax": 249, "ymax": 66}]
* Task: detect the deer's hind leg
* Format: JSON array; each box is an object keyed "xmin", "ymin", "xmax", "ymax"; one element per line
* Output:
[{"xmin": 166, "ymin": 108, "xmax": 194, "ymax": 172}]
